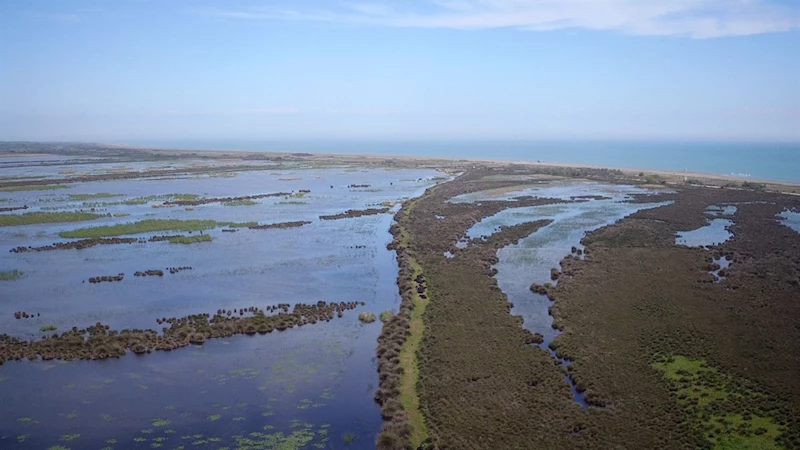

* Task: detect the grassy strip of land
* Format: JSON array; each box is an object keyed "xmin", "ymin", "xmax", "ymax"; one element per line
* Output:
[
  {"xmin": 68, "ymin": 193, "xmax": 121, "ymax": 200},
  {"xmin": 59, "ymin": 219, "xmax": 256, "ymax": 238},
  {"xmin": 0, "ymin": 211, "xmax": 103, "ymax": 227},
  {"xmin": 400, "ymin": 255, "xmax": 429, "ymax": 447},
  {"xmin": 0, "ymin": 269, "xmax": 25, "ymax": 281},
  {"xmin": 167, "ymin": 234, "xmax": 212, "ymax": 244},
  {"xmin": 0, "ymin": 184, "xmax": 70, "ymax": 192}
]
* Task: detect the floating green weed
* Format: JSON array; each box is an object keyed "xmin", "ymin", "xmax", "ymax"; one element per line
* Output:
[
  {"xmin": 60, "ymin": 434, "xmax": 80, "ymax": 441},
  {"xmin": 207, "ymin": 414, "xmax": 221, "ymax": 421},
  {"xmin": 151, "ymin": 418, "xmax": 171, "ymax": 427},
  {"xmin": 40, "ymin": 325, "xmax": 57, "ymax": 332}
]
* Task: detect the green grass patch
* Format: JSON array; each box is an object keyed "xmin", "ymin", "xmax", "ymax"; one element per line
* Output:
[
  {"xmin": 68, "ymin": 193, "xmax": 121, "ymax": 200},
  {"xmin": 0, "ymin": 269, "xmax": 25, "ymax": 281},
  {"xmin": 40, "ymin": 325, "xmax": 58, "ymax": 332},
  {"xmin": 0, "ymin": 211, "xmax": 103, "ymax": 227},
  {"xmin": 223, "ymin": 199, "xmax": 258, "ymax": 206},
  {"xmin": 59, "ymin": 219, "xmax": 253, "ymax": 238},
  {"xmin": 168, "ymin": 234, "xmax": 212, "ymax": 244},
  {"xmin": 653, "ymin": 355, "xmax": 785, "ymax": 449},
  {"xmin": 400, "ymin": 255, "xmax": 429, "ymax": 447},
  {"xmin": 0, "ymin": 184, "xmax": 69, "ymax": 192}
]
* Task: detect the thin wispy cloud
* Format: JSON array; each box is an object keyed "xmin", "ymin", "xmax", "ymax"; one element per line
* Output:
[{"xmin": 201, "ymin": 0, "xmax": 800, "ymax": 38}]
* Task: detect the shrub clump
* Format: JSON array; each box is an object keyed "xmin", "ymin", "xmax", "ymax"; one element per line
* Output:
[{"xmin": 359, "ymin": 312, "xmax": 377, "ymax": 323}]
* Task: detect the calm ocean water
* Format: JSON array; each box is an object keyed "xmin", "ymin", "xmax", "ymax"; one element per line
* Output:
[{"xmin": 123, "ymin": 140, "xmax": 800, "ymax": 183}]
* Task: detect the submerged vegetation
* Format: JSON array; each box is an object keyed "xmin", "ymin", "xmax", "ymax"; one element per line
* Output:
[
  {"xmin": 0, "ymin": 211, "xmax": 103, "ymax": 227},
  {"xmin": 59, "ymin": 219, "xmax": 255, "ymax": 238},
  {"xmin": 67, "ymin": 193, "xmax": 121, "ymax": 200},
  {"xmin": 223, "ymin": 199, "xmax": 258, "ymax": 206},
  {"xmin": 0, "ymin": 269, "xmax": 25, "ymax": 281}
]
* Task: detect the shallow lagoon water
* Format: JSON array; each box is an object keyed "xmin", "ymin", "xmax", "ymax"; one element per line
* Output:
[
  {"xmin": 675, "ymin": 219, "xmax": 734, "ymax": 248},
  {"xmin": 779, "ymin": 209, "xmax": 800, "ymax": 233},
  {"xmin": 461, "ymin": 182, "xmax": 669, "ymax": 406},
  {"xmin": 0, "ymin": 164, "xmax": 441, "ymax": 449}
]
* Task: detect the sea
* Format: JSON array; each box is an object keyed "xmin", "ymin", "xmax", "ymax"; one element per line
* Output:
[{"xmin": 121, "ymin": 140, "xmax": 800, "ymax": 183}]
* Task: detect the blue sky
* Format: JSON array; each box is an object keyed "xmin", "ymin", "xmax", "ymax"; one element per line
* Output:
[{"xmin": 1, "ymin": 0, "xmax": 799, "ymax": 142}]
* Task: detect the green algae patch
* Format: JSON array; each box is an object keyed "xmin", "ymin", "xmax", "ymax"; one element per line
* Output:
[
  {"xmin": 0, "ymin": 184, "xmax": 70, "ymax": 192},
  {"xmin": 653, "ymin": 355, "xmax": 785, "ymax": 449},
  {"xmin": 68, "ymin": 193, "xmax": 121, "ymax": 200},
  {"xmin": 0, "ymin": 211, "xmax": 103, "ymax": 227},
  {"xmin": 168, "ymin": 234, "xmax": 212, "ymax": 244},
  {"xmin": 223, "ymin": 199, "xmax": 258, "ymax": 206},
  {"xmin": 40, "ymin": 325, "xmax": 58, "ymax": 332},
  {"xmin": 151, "ymin": 418, "xmax": 171, "ymax": 427},
  {"xmin": 59, "ymin": 219, "xmax": 252, "ymax": 238},
  {"xmin": 0, "ymin": 269, "xmax": 25, "ymax": 281}
]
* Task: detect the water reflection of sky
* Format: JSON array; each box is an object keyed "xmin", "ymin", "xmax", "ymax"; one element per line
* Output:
[
  {"xmin": 675, "ymin": 219, "xmax": 733, "ymax": 248},
  {"xmin": 779, "ymin": 209, "xmax": 800, "ymax": 233},
  {"xmin": 0, "ymin": 166, "xmax": 442, "ymax": 449}
]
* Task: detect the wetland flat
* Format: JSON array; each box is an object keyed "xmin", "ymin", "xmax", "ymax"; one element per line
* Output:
[
  {"xmin": 0, "ymin": 154, "xmax": 440, "ymax": 449},
  {"xmin": 2, "ymin": 147, "xmax": 800, "ymax": 450}
]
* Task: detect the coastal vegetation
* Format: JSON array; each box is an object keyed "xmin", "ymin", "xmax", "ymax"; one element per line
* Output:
[
  {"xmin": 0, "ymin": 184, "xmax": 69, "ymax": 192},
  {"xmin": 167, "ymin": 234, "xmax": 212, "ymax": 244},
  {"xmin": 0, "ymin": 301, "xmax": 362, "ymax": 363},
  {"xmin": 68, "ymin": 193, "xmax": 121, "ymax": 200},
  {"xmin": 319, "ymin": 207, "xmax": 390, "ymax": 220},
  {"xmin": 59, "ymin": 219, "xmax": 255, "ymax": 238},
  {"xmin": 382, "ymin": 167, "xmax": 800, "ymax": 449},
  {"xmin": 358, "ymin": 312, "xmax": 376, "ymax": 323},
  {"xmin": 0, "ymin": 211, "xmax": 103, "ymax": 227}
]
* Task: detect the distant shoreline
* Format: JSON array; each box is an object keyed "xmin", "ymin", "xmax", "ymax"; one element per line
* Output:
[
  {"xmin": 126, "ymin": 144, "xmax": 800, "ymax": 189},
  {"xmin": 2, "ymin": 141, "xmax": 800, "ymax": 191}
]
